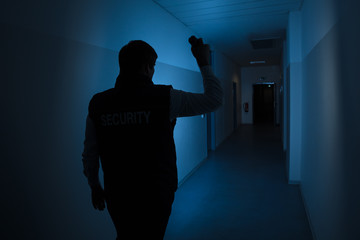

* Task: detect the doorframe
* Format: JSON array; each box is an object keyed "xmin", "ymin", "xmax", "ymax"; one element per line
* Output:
[
  {"xmin": 233, "ymin": 82, "xmax": 238, "ymax": 130},
  {"xmin": 207, "ymin": 112, "xmax": 216, "ymax": 151}
]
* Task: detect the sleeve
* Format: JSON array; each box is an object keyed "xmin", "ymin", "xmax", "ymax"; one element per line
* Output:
[
  {"xmin": 169, "ymin": 65, "xmax": 223, "ymax": 121},
  {"xmin": 82, "ymin": 115, "xmax": 101, "ymax": 189}
]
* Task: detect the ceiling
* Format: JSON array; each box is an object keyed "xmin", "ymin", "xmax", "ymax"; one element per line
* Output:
[{"xmin": 153, "ymin": 0, "xmax": 303, "ymax": 66}]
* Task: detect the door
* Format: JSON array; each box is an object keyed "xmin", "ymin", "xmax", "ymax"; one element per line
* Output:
[{"xmin": 253, "ymin": 84, "xmax": 275, "ymax": 124}]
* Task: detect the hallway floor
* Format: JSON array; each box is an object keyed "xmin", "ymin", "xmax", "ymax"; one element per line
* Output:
[{"xmin": 164, "ymin": 125, "xmax": 313, "ymax": 240}]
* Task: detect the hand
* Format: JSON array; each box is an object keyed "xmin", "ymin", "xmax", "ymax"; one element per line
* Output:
[
  {"xmin": 91, "ymin": 185, "xmax": 106, "ymax": 211},
  {"xmin": 189, "ymin": 36, "xmax": 211, "ymax": 67}
]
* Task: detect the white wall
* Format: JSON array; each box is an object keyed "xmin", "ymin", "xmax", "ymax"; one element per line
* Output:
[
  {"xmin": 213, "ymin": 51, "xmax": 241, "ymax": 146},
  {"xmin": 286, "ymin": 0, "xmax": 360, "ymax": 239},
  {"xmin": 285, "ymin": 11, "xmax": 303, "ymax": 183},
  {"xmin": 241, "ymin": 66, "xmax": 281, "ymax": 125},
  {"xmin": 0, "ymin": 0, "xmax": 240, "ymax": 239},
  {"xmin": 0, "ymin": 0, "xmax": 199, "ymax": 72},
  {"xmin": 155, "ymin": 62, "xmax": 208, "ymax": 184},
  {"xmin": 337, "ymin": 1, "xmax": 360, "ymax": 236},
  {"xmin": 282, "ymin": 40, "xmax": 288, "ymax": 151},
  {"xmin": 300, "ymin": 1, "xmax": 342, "ymax": 239}
]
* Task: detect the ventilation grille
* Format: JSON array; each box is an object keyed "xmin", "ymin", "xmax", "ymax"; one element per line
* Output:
[{"xmin": 251, "ymin": 38, "xmax": 281, "ymax": 50}]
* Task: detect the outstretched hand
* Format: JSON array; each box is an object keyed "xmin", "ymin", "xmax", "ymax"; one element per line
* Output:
[
  {"xmin": 188, "ymin": 36, "xmax": 211, "ymax": 67},
  {"xmin": 91, "ymin": 185, "xmax": 106, "ymax": 211}
]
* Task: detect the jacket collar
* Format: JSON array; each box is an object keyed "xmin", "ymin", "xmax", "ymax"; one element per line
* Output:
[{"xmin": 115, "ymin": 73, "xmax": 153, "ymax": 88}]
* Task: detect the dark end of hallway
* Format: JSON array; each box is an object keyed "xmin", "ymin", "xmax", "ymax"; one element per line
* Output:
[{"xmin": 165, "ymin": 125, "xmax": 312, "ymax": 240}]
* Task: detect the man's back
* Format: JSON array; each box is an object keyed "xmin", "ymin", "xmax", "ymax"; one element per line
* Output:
[
  {"xmin": 82, "ymin": 38, "xmax": 223, "ymax": 239},
  {"xmin": 89, "ymin": 81, "xmax": 178, "ymax": 193}
]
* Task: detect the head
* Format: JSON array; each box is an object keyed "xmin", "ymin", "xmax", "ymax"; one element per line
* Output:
[{"xmin": 118, "ymin": 40, "xmax": 157, "ymax": 79}]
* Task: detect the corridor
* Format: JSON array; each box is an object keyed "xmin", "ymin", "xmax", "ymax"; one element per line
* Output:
[
  {"xmin": 165, "ymin": 125, "xmax": 313, "ymax": 240},
  {"xmin": 2, "ymin": 0, "xmax": 359, "ymax": 238}
]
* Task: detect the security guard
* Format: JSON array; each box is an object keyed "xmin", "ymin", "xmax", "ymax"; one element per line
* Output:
[{"xmin": 82, "ymin": 37, "xmax": 223, "ymax": 239}]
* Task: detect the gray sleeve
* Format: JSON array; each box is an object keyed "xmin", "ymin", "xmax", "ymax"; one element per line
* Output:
[{"xmin": 169, "ymin": 65, "xmax": 223, "ymax": 121}]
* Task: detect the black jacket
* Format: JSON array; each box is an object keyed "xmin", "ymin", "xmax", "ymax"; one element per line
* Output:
[{"xmin": 88, "ymin": 75, "xmax": 177, "ymax": 195}]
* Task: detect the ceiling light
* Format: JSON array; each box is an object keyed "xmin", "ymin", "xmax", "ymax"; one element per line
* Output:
[{"xmin": 250, "ymin": 60, "xmax": 266, "ymax": 64}]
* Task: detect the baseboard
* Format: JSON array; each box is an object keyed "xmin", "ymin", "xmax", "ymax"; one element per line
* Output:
[
  {"xmin": 299, "ymin": 184, "xmax": 318, "ymax": 240},
  {"xmin": 178, "ymin": 157, "xmax": 208, "ymax": 187}
]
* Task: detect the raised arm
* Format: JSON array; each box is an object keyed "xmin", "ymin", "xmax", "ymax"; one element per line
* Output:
[{"xmin": 169, "ymin": 36, "xmax": 223, "ymax": 121}]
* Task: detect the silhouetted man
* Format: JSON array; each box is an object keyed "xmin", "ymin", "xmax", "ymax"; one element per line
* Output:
[{"xmin": 82, "ymin": 37, "xmax": 223, "ymax": 239}]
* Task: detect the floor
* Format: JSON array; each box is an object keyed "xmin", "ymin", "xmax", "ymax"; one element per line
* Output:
[{"xmin": 164, "ymin": 125, "xmax": 313, "ymax": 240}]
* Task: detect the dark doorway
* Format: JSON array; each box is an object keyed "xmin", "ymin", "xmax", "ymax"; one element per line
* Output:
[
  {"xmin": 253, "ymin": 83, "xmax": 275, "ymax": 124},
  {"xmin": 233, "ymin": 82, "xmax": 237, "ymax": 130}
]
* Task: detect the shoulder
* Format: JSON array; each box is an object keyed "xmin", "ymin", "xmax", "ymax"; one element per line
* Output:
[
  {"xmin": 88, "ymin": 88, "xmax": 116, "ymax": 111},
  {"xmin": 90, "ymin": 88, "xmax": 115, "ymax": 102},
  {"xmin": 92, "ymin": 88, "xmax": 115, "ymax": 99},
  {"xmin": 151, "ymin": 84, "xmax": 173, "ymax": 94}
]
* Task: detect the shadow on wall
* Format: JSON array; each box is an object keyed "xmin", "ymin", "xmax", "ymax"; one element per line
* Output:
[{"xmin": 0, "ymin": 17, "xmax": 218, "ymax": 240}]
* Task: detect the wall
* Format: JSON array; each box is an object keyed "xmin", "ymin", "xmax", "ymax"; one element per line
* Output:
[
  {"xmin": 337, "ymin": 1, "xmax": 360, "ymax": 238},
  {"xmin": 154, "ymin": 62, "xmax": 208, "ymax": 183},
  {"xmin": 1, "ymin": 26, "xmax": 117, "ymax": 239},
  {"xmin": 240, "ymin": 66, "xmax": 281, "ymax": 125},
  {"xmin": 336, "ymin": 0, "xmax": 360, "ymax": 239},
  {"xmin": 287, "ymin": 0, "xmax": 360, "ymax": 239},
  {"xmin": 213, "ymin": 51, "xmax": 241, "ymax": 146},
  {"xmin": 285, "ymin": 11, "xmax": 302, "ymax": 183},
  {"xmin": 282, "ymin": 40, "xmax": 288, "ymax": 151},
  {"xmin": 0, "ymin": 0, "xmax": 199, "ymax": 72},
  {"xmin": 0, "ymin": 0, "xmax": 239, "ymax": 239}
]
